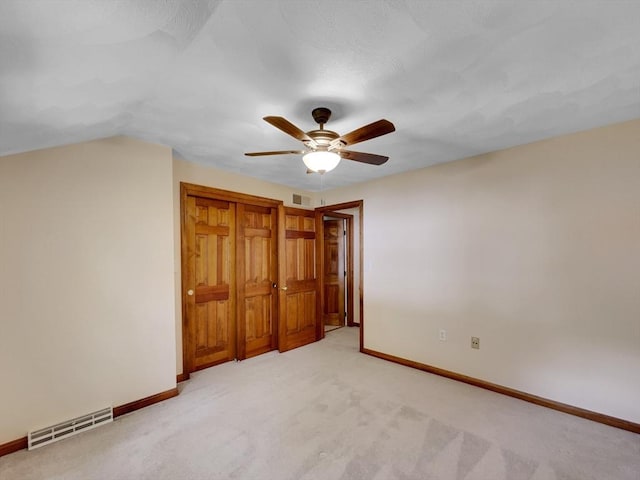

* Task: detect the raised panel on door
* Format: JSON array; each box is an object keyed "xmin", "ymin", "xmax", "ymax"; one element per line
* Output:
[
  {"xmin": 237, "ymin": 203, "xmax": 277, "ymax": 359},
  {"xmin": 184, "ymin": 196, "xmax": 236, "ymax": 371},
  {"xmin": 323, "ymin": 219, "xmax": 345, "ymax": 327},
  {"xmin": 278, "ymin": 206, "xmax": 319, "ymax": 352}
]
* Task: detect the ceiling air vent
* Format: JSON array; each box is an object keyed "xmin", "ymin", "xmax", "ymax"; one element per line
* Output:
[
  {"xmin": 28, "ymin": 407, "xmax": 113, "ymax": 450},
  {"xmin": 292, "ymin": 194, "xmax": 311, "ymax": 206}
]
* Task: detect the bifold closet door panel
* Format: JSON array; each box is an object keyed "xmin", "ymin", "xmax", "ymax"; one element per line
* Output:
[
  {"xmin": 237, "ymin": 203, "xmax": 278, "ymax": 359},
  {"xmin": 278, "ymin": 206, "xmax": 320, "ymax": 352},
  {"xmin": 184, "ymin": 196, "xmax": 236, "ymax": 371}
]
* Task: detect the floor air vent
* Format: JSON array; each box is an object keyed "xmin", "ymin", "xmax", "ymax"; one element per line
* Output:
[{"xmin": 28, "ymin": 407, "xmax": 113, "ymax": 450}]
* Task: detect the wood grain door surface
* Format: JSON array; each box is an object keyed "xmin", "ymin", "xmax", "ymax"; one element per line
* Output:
[
  {"xmin": 183, "ymin": 185, "xmax": 327, "ymax": 373},
  {"xmin": 278, "ymin": 206, "xmax": 319, "ymax": 352},
  {"xmin": 323, "ymin": 219, "xmax": 345, "ymax": 327},
  {"xmin": 237, "ymin": 203, "xmax": 278, "ymax": 359},
  {"xmin": 184, "ymin": 196, "xmax": 236, "ymax": 371}
]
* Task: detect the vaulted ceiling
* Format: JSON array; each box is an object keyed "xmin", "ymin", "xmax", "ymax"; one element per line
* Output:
[{"xmin": 1, "ymin": 0, "xmax": 639, "ymax": 190}]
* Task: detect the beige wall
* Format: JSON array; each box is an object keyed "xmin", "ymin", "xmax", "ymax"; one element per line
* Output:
[
  {"xmin": 0, "ymin": 137, "xmax": 176, "ymax": 444},
  {"xmin": 321, "ymin": 119, "xmax": 640, "ymax": 423},
  {"xmin": 172, "ymin": 158, "xmax": 315, "ymax": 373}
]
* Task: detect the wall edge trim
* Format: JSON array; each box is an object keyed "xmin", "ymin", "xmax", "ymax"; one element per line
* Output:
[
  {"xmin": 113, "ymin": 387, "xmax": 179, "ymax": 418},
  {"xmin": 361, "ymin": 348, "xmax": 640, "ymax": 434},
  {"xmin": 1, "ymin": 387, "xmax": 180, "ymax": 458},
  {"xmin": 0, "ymin": 437, "xmax": 27, "ymax": 458}
]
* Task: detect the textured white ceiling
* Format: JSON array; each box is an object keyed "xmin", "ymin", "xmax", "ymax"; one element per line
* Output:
[{"xmin": 1, "ymin": 0, "xmax": 639, "ymax": 190}]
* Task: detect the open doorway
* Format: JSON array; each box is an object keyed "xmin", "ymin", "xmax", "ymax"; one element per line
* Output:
[
  {"xmin": 322, "ymin": 213, "xmax": 350, "ymax": 334},
  {"xmin": 316, "ymin": 200, "xmax": 363, "ymax": 351}
]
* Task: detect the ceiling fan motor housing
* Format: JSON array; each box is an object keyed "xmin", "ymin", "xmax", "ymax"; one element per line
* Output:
[
  {"xmin": 307, "ymin": 107, "xmax": 343, "ymax": 150},
  {"xmin": 305, "ymin": 129, "xmax": 341, "ymax": 150}
]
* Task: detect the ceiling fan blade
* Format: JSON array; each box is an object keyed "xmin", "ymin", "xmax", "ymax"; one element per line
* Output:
[
  {"xmin": 339, "ymin": 150, "xmax": 389, "ymax": 165},
  {"xmin": 263, "ymin": 116, "xmax": 317, "ymax": 147},
  {"xmin": 244, "ymin": 150, "xmax": 304, "ymax": 156},
  {"xmin": 333, "ymin": 119, "xmax": 395, "ymax": 147}
]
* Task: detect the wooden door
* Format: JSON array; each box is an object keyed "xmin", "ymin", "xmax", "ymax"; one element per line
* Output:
[
  {"xmin": 278, "ymin": 206, "xmax": 320, "ymax": 352},
  {"xmin": 184, "ymin": 196, "xmax": 236, "ymax": 372},
  {"xmin": 323, "ymin": 219, "xmax": 345, "ymax": 327},
  {"xmin": 237, "ymin": 203, "xmax": 278, "ymax": 359}
]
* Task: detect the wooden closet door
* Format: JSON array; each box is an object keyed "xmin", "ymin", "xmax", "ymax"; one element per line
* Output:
[
  {"xmin": 237, "ymin": 203, "xmax": 278, "ymax": 359},
  {"xmin": 278, "ymin": 206, "xmax": 320, "ymax": 352},
  {"xmin": 184, "ymin": 196, "xmax": 236, "ymax": 371}
]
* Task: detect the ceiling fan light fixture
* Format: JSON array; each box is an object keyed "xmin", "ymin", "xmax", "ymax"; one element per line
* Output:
[{"xmin": 302, "ymin": 150, "xmax": 341, "ymax": 173}]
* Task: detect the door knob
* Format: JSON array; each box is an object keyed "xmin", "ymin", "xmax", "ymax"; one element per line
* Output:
[
  {"xmin": 281, "ymin": 286, "xmax": 288, "ymax": 291},
  {"xmin": 187, "ymin": 289, "xmax": 194, "ymax": 296}
]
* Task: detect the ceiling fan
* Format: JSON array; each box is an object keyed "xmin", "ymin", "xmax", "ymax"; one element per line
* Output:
[{"xmin": 245, "ymin": 107, "xmax": 395, "ymax": 173}]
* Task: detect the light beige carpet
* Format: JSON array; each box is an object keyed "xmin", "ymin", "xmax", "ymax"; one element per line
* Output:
[
  {"xmin": 324, "ymin": 324, "xmax": 343, "ymax": 333},
  {"xmin": 1, "ymin": 327, "xmax": 638, "ymax": 479}
]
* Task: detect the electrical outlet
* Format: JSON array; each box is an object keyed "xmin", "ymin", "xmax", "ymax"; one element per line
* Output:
[
  {"xmin": 439, "ymin": 329, "xmax": 447, "ymax": 341},
  {"xmin": 471, "ymin": 337, "xmax": 480, "ymax": 349}
]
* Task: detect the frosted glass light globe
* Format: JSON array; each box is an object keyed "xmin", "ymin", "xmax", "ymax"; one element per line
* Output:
[{"xmin": 302, "ymin": 151, "xmax": 341, "ymax": 173}]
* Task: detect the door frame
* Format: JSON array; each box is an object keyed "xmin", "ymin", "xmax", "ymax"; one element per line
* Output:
[
  {"xmin": 180, "ymin": 182, "xmax": 282, "ymax": 376},
  {"xmin": 315, "ymin": 200, "xmax": 364, "ymax": 352}
]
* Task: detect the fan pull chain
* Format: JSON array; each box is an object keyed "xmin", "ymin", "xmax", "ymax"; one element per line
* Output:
[{"xmin": 319, "ymin": 173, "xmax": 326, "ymax": 206}]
